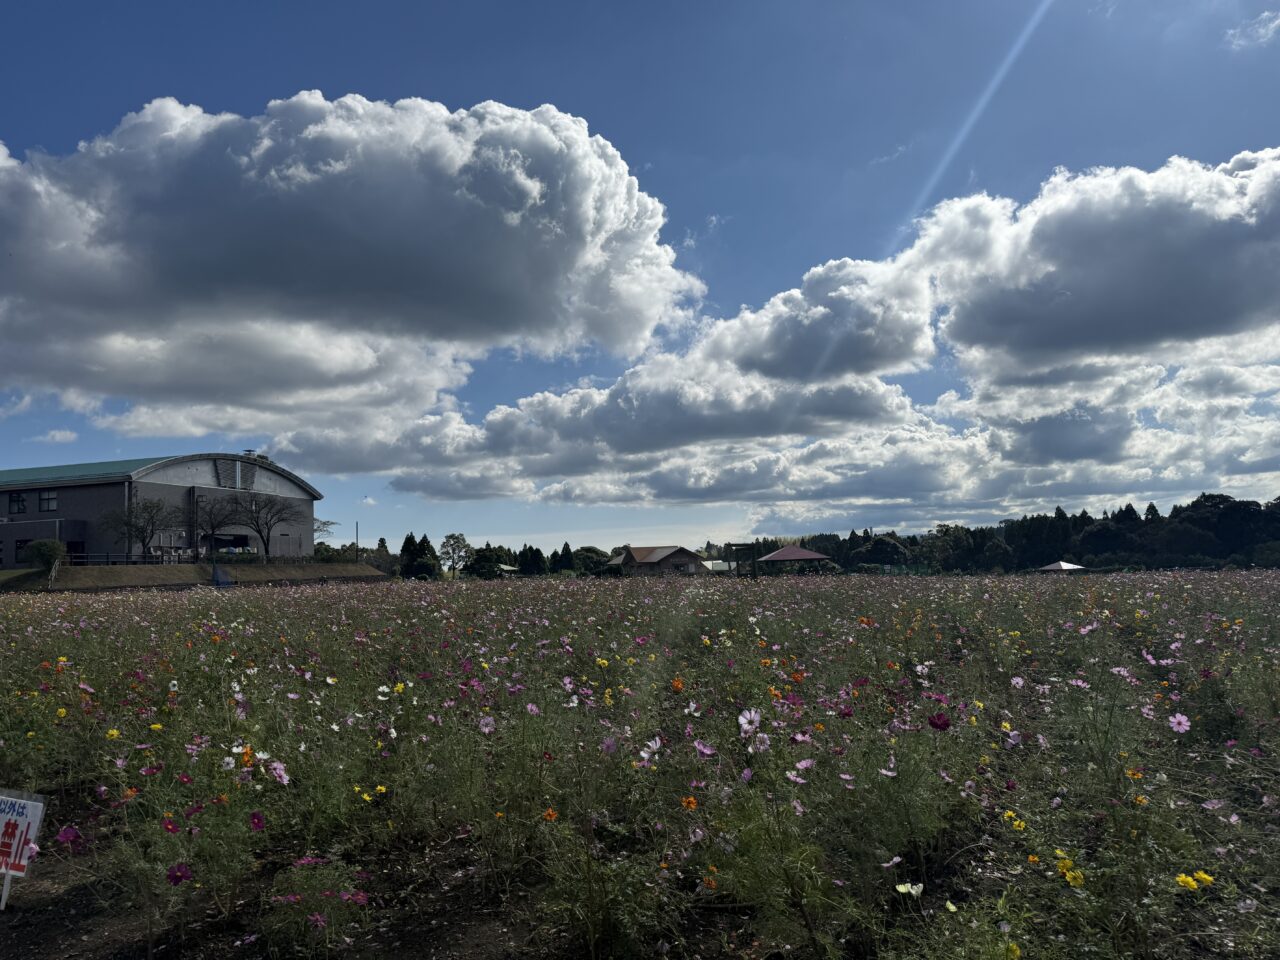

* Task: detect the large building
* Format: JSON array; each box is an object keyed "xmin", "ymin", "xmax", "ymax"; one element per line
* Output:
[{"xmin": 0, "ymin": 453, "xmax": 322, "ymax": 570}]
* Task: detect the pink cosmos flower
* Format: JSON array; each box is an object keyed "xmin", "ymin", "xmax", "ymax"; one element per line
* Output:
[
  {"xmin": 478, "ymin": 716, "xmax": 496, "ymax": 735},
  {"xmin": 249, "ymin": 810, "xmax": 265, "ymax": 832},
  {"xmin": 1169, "ymin": 713, "xmax": 1191, "ymax": 734}
]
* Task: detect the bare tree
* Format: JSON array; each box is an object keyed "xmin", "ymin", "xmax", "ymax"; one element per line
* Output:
[
  {"xmin": 131, "ymin": 498, "xmax": 185, "ymax": 555},
  {"xmin": 193, "ymin": 495, "xmax": 241, "ymax": 560},
  {"xmin": 97, "ymin": 497, "xmax": 183, "ymax": 556},
  {"xmin": 234, "ymin": 493, "xmax": 308, "ymax": 561}
]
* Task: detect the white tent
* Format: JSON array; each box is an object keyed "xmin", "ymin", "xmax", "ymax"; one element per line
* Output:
[{"xmin": 1039, "ymin": 560, "xmax": 1085, "ymax": 571}]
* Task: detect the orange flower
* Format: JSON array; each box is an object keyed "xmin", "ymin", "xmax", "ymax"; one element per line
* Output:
[
  {"xmin": 790, "ymin": 671, "xmax": 805, "ymax": 684},
  {"xmin": 671, "ymin": 677, "xmax": 685, "ymax": 694},
  {"xmin": 681, "ymin": 795, "xmax": 698, "ymax": 811},
  {"xmin": 542, "ymin": 807, "xmax": 558, "ymax": 822},
  {"xmin": 703, "ymin": 876, "xmax": 717, "ymax": 890}
]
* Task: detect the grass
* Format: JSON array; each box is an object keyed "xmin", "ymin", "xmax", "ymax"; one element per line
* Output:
[
  {"xmin": 0, "ymin": 572, "xmax": 1276, "ymax": 959},
  {"xmin": 0, "ymin": 561, "xmax": 385, "ymax": 591}
]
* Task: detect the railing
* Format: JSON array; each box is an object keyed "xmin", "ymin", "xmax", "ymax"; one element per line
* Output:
[
  {"xmin": 62, "ymin": 552, "xmax": 316, "ymax": 566},
  {"xmin": 65, "ymin": 553, "xmax": 189, "ymax": 566}
]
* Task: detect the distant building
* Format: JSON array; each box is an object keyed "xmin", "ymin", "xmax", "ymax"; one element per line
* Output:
[
  {"xmin": 607, "ymin": 545, "xmax": 707, "ymax": 576},
  {"xmin": 0, "ymin": 453, "xmax": 322, "ymax": 570}
]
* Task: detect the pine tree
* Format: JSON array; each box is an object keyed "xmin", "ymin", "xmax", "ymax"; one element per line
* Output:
[{"xmin": 399, "ymin": 533, "xmax": 419, "ymax": 578}]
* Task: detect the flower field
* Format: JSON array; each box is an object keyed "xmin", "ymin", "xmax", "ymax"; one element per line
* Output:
[{"xmin": 1, "ymin": 573, "xmax": 1277, "ymax": 959}]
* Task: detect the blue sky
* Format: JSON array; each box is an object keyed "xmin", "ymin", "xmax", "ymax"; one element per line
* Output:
[{"xmin": 3, "ymin": 1, "xmax": 1280, "ymax": 552}]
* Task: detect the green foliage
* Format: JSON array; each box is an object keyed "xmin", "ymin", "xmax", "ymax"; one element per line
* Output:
[
  {"xmin": 25, "ymin": 538, "xmax": 65, "ymax": 574},
  {"xmin": 2, "ymin": 573, "xmax": 1277, "ymax": 958}
]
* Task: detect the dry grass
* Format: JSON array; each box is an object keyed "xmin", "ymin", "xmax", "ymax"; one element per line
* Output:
[{"xmin": 37, "ymin": 562, "xmax": 386, "ymax": 590}]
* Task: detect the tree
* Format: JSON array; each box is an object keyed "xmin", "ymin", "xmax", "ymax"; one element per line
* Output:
[
  {"xmin": 233, "ymin": 493, "xmax": 308, "ymax": 560},
  {"xmin": 572, "ymin": 545, "xmax": 610, "ymax": 574},
  {"xmin": 314, "ymin": 517, "xmax": 340, "ymax": 542},
  {"xmin": 26, "ymin": 539, "xmax": 65, "ymax": 575},
  {"xmin": 417, "ymin": 535, "xmax": 443, "ymax": 579},
  {"xmin": 193, "ymin": 495, "xmax": 240, "ymax": 559},
  {"xmin": 368, "ymin": 537, "xmax": 396, "ymax": 575},
  {"xmin": 465, "ymin": 543, "xmax": 506, "ymax": 579},
  {"xmin": 557, "ymin": 541, "xmax": 576, "ymax": 573},
  {"xmin": 439, "ymin": 533, "xmax": 474, "ymax": 575},
  {"xmin": 399, "ymin": 532, "xmax": 419, "ymax": 575},
  {"xmin": 1144, "ymin": 502, "xmax": 1162, "ymax": 523},
  {"xmin": 98, "ymin": 497, "xmax": 184, "ymax": 555}
]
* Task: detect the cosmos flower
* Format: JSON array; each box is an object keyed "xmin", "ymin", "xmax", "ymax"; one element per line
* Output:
[{"xmin": 1170, "ymin": 713, "xmax": 1191, "ymax": 734}]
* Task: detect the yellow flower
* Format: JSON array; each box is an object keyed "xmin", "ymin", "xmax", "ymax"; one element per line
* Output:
[
  {"xmin": 1001, "ymin": 721, "xmax": 1012, "ymax": 732},
  {"xmin": 393, "ymin": 682, "xmax": 405, "ymax": 694},
  {"xmin": 106, "ymin": 728, "xmax": 121, "ymax": 740},
  {"xmin": 56, "ymin": 708, "xmax": 67, "ymax": 718},
  {"xmin": 596, "ymin": 658, "xmax": 609, "ymax": 669},
  {"xmin": 968, "ymin": 715, "xmax": 978, "ymax": 726},
  {"xmin": 150, "ymin": 723, "xmax": 163, "ymax": 731},
  {"xmin": 1003, "ymin": 810, "xmax": 1016, "ymax": 820},
  {"xmin": 1012, "ymin": 820, "xmax": 1027, "ymax": 831},
  {"xmin": 1007, "ymin": 944, "xmax": 1022, "ymax": 960},
  {"xmin": 1192, "ymin": 870, "xmax": 1214, "ymax": 887},
  {"xmin": 1134, "ymin": 795, "xmax": 1148, "ymax": 805},
  {"xmin": 1064, "ymin": 869, "xmax": 1085, "ymax": 888},
  {"xmin": 361, "ymin": 792, "xmax": 373, "ymax": 802},
  {"xmin": 1027, "ymin": 854, "xmax": 1039, "ymax": 864},
  {"xmin": 375, "ymin": 785, "xmax": 387, "ymax": 794},
  {"xmin": 495, "ymin": 811, "xmax": 504, "ymax": 819},
  {"xmin": 1175, "ymin": 873, "xmax": 1198, "ymax": 891}
]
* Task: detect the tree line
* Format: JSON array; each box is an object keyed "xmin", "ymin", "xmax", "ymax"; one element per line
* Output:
[
  {"xmin": 314, "ymin": 491, "xmax": 1280, "ymax": 579},
  {"xmin": 701, "ymin": 492, "xmax": 1280, "ymax": 573}
]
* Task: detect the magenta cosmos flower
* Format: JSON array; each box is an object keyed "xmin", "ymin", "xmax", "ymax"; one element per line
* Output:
[
  {"xmin": 167, "ymin": 863, "xmax": 193, "ymax": 885},
  {"xmin": 249, "ymin": 810, "xmax": 266, "ymax": 832}
]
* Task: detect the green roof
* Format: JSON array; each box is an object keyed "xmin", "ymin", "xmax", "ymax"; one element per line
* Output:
[{"xmin": 0, "ymin": 456, "xmax": 172, "ymax": 489}]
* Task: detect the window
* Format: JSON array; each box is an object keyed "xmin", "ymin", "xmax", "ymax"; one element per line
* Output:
[
  {"xmin": 15, "ymin": 540, "xmax": 32, "ymax": 564},
  {"xmin": 8, "ymin": 492, "xmax": 26, "ymax": 515},
  {"xmin": 39, "ymin": 490, "xmax": 57, "ymax": 512}
]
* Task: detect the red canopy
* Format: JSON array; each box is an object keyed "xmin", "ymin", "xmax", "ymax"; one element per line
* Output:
[{"xmin": 758, "ymin": 545, "xmax": 831, "ymax": 563}]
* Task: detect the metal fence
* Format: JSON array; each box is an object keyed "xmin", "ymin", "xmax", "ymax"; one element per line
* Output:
[{"xmin": 63, "ymin": 553, "xmax": 317, "ymax": 566}]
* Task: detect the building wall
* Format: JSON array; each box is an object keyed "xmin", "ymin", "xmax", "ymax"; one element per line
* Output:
[
  {"xmin": 622, "ymin": 552, "xmax": 708, "ymax": 576},
  {"xmin": 1, "ymin": 482, "xmax": 130, "ymax": 567},
  {"xmin": 0, "ymin": 460, "xmax": 318, "ymax": 569}
]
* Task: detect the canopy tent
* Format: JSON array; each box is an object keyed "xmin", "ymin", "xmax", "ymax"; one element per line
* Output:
[
  {"xmin": 1038, "ymin": 561, "xmax": 1086, "ymax": 572},
  {"xmin": 758, "ymin": 545, "xmax": 832, "ymax": 564}
]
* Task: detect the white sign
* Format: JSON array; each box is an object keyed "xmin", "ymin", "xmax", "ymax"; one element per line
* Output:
[{"xmin": 0, "ymin": 790, "xmax": 45, "ymax": 909}]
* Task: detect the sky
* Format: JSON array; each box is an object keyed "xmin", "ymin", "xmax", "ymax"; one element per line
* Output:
[{"xmin": 3, "ymin": 0, "xmax": 1280, "ymax": 553}]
